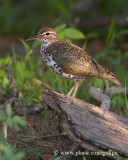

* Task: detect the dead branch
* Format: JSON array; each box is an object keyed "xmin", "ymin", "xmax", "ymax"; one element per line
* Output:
[
  {"xmin": 89, "ymin": 87, "xmax": 110, "ymax": 110},
  {"xmin": 14, "ymin": 103, "xmax": 50, "ymax": 116},
  {"xmin": 33, "ymin": 78, "xmax": 51, "ymax": 89},
  {"xmin": 1, "ymin": 99, "xmax": 49, "ymax": 117},
  {"xmin": 88, "ymin": 80, "xmax": 128, "ymax": 110},
  {"xmin": 109, "ymin": 86, "xmax": 128, "ymax": 96},
  {"xmin": 41, "ymin": 90, "xmax": 128, "ymax": 158},
  {"xmin": 19, "ymin": 133, "xmax": 67, "ymax": 140}
]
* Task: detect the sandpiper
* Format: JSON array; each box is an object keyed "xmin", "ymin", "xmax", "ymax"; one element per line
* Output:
[{"xmin": 26, "ymin": 27, "xmax": 121, "ymax": 101}]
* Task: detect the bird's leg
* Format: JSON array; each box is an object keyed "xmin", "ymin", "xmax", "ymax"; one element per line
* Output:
[
  {"xmin": 71, "ymin": 80, "xmax": 79, "ymax": 102},
  {"xmin": 67, "ymin": 83, "xmax": 76, "ymax": 96}
]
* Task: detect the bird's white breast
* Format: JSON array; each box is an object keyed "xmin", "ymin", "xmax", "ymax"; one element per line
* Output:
[{"xmin": 40, "ymin": 46, "xmax": 62, "ymax": 75}]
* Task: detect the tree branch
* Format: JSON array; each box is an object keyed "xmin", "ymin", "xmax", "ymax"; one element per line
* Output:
[{"xmin": 41, "ymin": 90, "xmax": 128, "ymax": 158}]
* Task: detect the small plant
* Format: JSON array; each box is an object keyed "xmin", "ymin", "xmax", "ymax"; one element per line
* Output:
[{"xmin": 0, "ymin": 104, "xmax": 26, "ymax": 160}]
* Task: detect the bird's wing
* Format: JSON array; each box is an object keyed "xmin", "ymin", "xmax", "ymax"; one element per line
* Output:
[
  {"xmin": 45, "ymin": 41, "xmax": 121, "ymax": 85},
  {"xmin": 48, "ymin": 41, "xmax": 102, "ymax": 78}
]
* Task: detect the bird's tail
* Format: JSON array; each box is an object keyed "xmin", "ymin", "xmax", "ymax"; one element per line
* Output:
[
  {"xmin": 89, "ymin": 57, "xmax": 121, "ymax": 85},
  {"xmin": 102, "ymin": 69, "xmax": 121, "ymax": 85}
]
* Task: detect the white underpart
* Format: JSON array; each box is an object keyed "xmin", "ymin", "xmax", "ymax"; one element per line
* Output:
[
  {"xmin": 41, "ymin": 47, "xmax": 62, "ymax": 74},
  {"xmin": 46, "ymin": 54, "xmax": 62, "ymax": 74},
  {"xmin": 62, "ymin": 72, "xmax": 76, "ymax": 79},
  {"xmin": 46, "ymin": 54, "xmax": 55, "ymax": 67}
]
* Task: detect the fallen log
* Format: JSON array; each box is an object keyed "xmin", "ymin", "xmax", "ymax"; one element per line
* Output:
[{"xmin": 41, "ymin": 90, "xmax": 128, "ymax": 159}]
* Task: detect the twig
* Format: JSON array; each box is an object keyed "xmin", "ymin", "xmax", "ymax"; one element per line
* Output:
[
  {"xmin": 89, "ymin": 80, "xmax": 128, "ymax": 110},
  {"xmin": 109, "ymin": 86, "xmax": 128, "ymax": 96},
  {"xmin": 1, "ymin": 98, "xmax": 20, "ymax": 114},
  {"xmin": 14, "ymin": 104, "xmax": 50, "ymax": 116},
  {"xmin": 1, "ymin": 98, "xmax": 49, "ymax": 117},
  {"xmin": 103, "ymin": 80, "xmax": 110, "ymax": 96},
  {"xmin": 19, "ymin": 133, "xmax": 67, "ymax": 140},
  {"xmin": 33, "ymin": 78, "xmax": 51, "ymax": 89},
  {"xmin": 89, "ymin": 87, "xmax": 110, "ymax": 110},
  {"xmin": 99, "ymin": 86, "xmax": 128, "ymax": 97}
]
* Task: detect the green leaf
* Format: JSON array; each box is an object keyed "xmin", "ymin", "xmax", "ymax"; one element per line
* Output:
[
  {"xmin": 14, "ymin": 152, "xmax": 25, "ymax": 159},
  {"xmin": 25, "ymin": 49, "xmax": 33, "ymax": 61},
  {"xmin": 0, "ymin": 55, "xmax": 12, "ymax": 66},
  {"xmin": 64, "ymin": 28, "xmax": 85, "ymax": 39},
  {"xmin": 11, "ymin": 144, "xmax": 17, "ymax": 152},
  {"xmin": 20, "ymin": 38, "xmax": 30, "ymax": 51},
  {"xmin": 6, "ymin": 104, "xmax": 12, "ymax": 117},
  {"xmin": 106, "ymin": 15, "xmax": 116, "ymax": 46},
  {"xmin": 6, "ymin": 117, "xmax": 13, "ymax": 127},
  {"xmin": 16, "ymin": 61, "xmax": 35, "ymax": 83},
  {"xmin": 13, "ymin": 116, "xmax": 26, "ymax": 126},
  {"xmin": 0, "ymin": 130, "xmax": 8, "ymax": 145},
  {"xmin": 0, "ymin": 115, "xmax": 5, "ymax": 121},
  {"xmin": 86, "ymin": 32, "xmax": 98, "ymax": 40},
  {"xmin": 54, "ymin": 24, "xmax": 66, "ymax": 33},
  {"xmin": 2, "ymin": 145, "xmax": 13, "ymax": 159}
]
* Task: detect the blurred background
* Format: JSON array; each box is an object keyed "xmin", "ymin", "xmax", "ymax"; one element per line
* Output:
[
  {"xmin": 0, "ymin": 0, "xmax": 128, "ymax": 159},
  {"xmin": 1, "ymin": 0, "xmax": 128, "ymax": 57}
]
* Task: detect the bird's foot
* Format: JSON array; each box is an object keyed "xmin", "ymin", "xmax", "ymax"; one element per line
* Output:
[{"xmin": 62, "ymin": 94, "xmax": 74, "ymax": 104}]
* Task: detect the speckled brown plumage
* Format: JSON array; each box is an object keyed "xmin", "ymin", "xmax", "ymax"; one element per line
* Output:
[
  {"xmin": 45, "ymin": 40, "xmax": 121, "ymax": 85},
  {"xmin": 26, "ymin": 27, "xmax": 121, "ymax": 101}
]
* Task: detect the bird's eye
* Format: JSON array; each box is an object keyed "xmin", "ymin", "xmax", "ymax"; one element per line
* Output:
[{"xmin": 46, "ymin": 32, "xmax": 49, "ymax": 36}]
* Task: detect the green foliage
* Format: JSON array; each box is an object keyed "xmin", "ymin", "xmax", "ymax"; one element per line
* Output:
[
  {"xmin": 0, "ymin": 0, "xmax": 14, "ymax": 33},
  {"xmin": 25, "ymin": 147, "xmax": 44, "ymax": 159},
  {"xmin": 0, "ymin": 104, "xmax": 26, "ymax": 130},
  {"xmin": 64, "ymin": 28, "xmax": 85, "ymax": 39},
  {"xmin": 0, "ymin": 105, "xmax": 26, "ymax": 160},
  {"xmin": 52, "ymin": 0, "xmax": 71, "ymax": 20},
  {"xmin": 0, "ymin": 70, "xmax": 9, "ymax": 90},
  {"xmin": 0, "ymin": 139, "xmax": 24, "ymax": 160},
  {"xmin": 106, "ymin": 15, "xmax": 116, "ymax": 47},
  {"xmin": 54, "ymin": 24, "xmax": 85, "ymax": 40},
  {"xmin": 0, "ymin": 55, "xmax": 12, "ymax": 66},
  {"xmin": 0, "ymin": 0, "xmax": 78, "ymax": 34},
  {"xmin": 0, "ymin": 0, "xmax": 128, "ymax": 40}
]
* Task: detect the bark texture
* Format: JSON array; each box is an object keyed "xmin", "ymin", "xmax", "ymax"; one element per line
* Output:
[{"xmin": 42, "ymin": 90, "xmax": 128, "ymax": 158}]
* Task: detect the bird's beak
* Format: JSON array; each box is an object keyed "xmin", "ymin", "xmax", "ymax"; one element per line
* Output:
[{"xmin": 25, "ymin": 35, "xmax": 39, "ymax": 41}]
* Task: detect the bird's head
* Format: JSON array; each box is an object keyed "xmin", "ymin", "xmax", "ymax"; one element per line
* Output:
[{"xmin": 25, "ymin": 27, "xmax": 58, "ymax": 44}]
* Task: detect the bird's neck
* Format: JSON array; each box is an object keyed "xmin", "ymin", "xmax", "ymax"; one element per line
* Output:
[
  {"xmin": 41, "ymin": 40, "xmax": 58, "ymax": 52},
  {"xmin": 42, "ymin": 42, "xmax": 51, "ymax": 47},
  {"xmin": 41, "ymin": 41, "xmax": 53, "ymax": 54}
]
